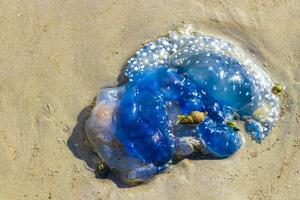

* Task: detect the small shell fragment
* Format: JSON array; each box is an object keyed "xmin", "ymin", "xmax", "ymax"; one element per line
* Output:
[
  {"xmin": 176, "ymin": 111, "xmax": 208, "ymax": 125},
  {"xmin": 226, "ymin": 121, "xmax": 240, "ymax": 131},
  {"xmin": 96, "ymin": 160, "xmax": 110, "ymax": 178},
  {"xmin": 272, "ymin": 83, "xmax": 283, "ymax": 94}
]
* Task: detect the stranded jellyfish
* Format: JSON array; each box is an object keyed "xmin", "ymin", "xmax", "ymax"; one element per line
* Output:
[{"xmin": 85, "ymin": 26, "xmax": 282, "ymax": 185}]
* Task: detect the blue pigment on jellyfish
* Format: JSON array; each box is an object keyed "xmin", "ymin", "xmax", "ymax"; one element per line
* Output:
[{"xmin": 85, "ymin": 27, "xmax": 280, "ymax": 184}]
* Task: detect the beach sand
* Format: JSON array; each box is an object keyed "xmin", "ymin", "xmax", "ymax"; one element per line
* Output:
[{"xmin": 0, "ymin": 0, "xmax": 299, "ymax": 199}]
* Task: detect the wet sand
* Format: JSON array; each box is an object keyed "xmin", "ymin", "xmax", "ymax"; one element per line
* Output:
[{"xmin": 0, "ymin": 0, "xmax": 299, "ymax": 199}]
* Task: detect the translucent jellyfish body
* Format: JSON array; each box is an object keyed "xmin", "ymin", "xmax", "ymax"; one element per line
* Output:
[{"xmin": 85, "ymin": 27, "xmax": 280, "ymax": 184}]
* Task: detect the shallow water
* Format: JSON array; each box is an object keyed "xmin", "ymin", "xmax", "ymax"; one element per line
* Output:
[{"xmin": 0, "ymin": 1, "xmax": 299, "ymax": 199}]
